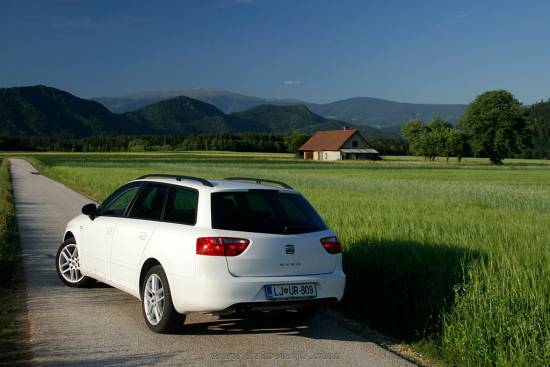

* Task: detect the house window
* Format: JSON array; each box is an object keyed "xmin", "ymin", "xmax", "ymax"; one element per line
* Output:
[
  {"xmin": 324, "ymin": 152, "xmax": 328, "ymax": 160},
  {"xmin": 352, "ymin": 140, "xmax": 358, "ymax": 148}
]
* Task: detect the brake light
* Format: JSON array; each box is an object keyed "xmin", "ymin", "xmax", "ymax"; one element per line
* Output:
[
  {"xmin": 321, "ymin": 236, "xmax": 342, "ymax": 254},
  {"xmin": 196, "ymin": 237, "xmax": 250, "ymax": 256}
]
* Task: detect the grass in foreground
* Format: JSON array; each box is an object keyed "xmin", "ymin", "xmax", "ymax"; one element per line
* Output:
[
  {"xmin": 18, "ymin": 152, "xmax": 550, "ymax": 367},
  {"xmin": 0, "ymin": 158, "xmax": 29, "ymax": 365}
]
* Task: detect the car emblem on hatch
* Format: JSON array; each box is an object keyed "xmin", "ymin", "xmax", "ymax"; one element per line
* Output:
[{"xmin": 285, "ymin": 244, "xmax": 295, "ymax": 255}]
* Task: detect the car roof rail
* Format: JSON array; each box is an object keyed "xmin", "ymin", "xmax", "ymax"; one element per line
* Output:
[
  {"xmin": 136, "ymin": 174, "xmax": 214, "ymax": 187},
  {"xmin": 224, "ymin": 177, "xmax": 293, "ymax": 189}
]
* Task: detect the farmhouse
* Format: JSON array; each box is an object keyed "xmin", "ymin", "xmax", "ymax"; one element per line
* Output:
[{"xmin": 299, "ymin": 128, "xmax": 379, "ymax": 160}]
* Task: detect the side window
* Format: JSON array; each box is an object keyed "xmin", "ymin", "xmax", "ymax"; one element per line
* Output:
[
  {"xmin": 128, "ymin": 184, "xmax": 168, "ymax": 221},
  {"xmin": 99, "ymin": 182, "xmax": 141, "ymax": 217},
  {"xmin": 164, "ymin": 187, "xmax": 199, "ymax": 225}
]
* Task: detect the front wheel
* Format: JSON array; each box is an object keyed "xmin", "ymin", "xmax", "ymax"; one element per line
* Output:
[
  {"xmin": 142, "ymin": 265, "xmax": 186, "ymax": 333},
  {"xmin": 56, "ymin": 238, "xmax": 93, "ymax": 287}
]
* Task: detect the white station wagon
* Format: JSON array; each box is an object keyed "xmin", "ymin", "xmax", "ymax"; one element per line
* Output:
[{"xmin": 56, "ymin": 175, "xmax": 346, "ymax": 333}]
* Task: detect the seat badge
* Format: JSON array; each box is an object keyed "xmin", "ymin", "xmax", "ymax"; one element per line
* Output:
[{"xmin": 285, "ymin": 244, "xmax": 295, "ymax": 255}]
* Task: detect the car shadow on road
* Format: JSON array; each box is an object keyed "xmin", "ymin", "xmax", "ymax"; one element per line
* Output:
[
  {"xmin": 179, "ymin": 311, "xmax": 368, "ymax": 342},
  {"xmin": 338, "ymin": 237, "xmax": 486, "ymax": 341}
]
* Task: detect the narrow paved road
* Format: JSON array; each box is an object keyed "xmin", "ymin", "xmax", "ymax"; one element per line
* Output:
[{"xmin": 10, "ymin": 159, "xmax": 414, "ymax": 367}]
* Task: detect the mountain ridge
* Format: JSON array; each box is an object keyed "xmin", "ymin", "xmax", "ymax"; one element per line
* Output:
[
  {"xmin": 0, "ymin": 85, "xmax": 373, "ymax": 138},
  {"xmin": 94, "ymin": 89, "xmax": 468, "ymax": 128}
]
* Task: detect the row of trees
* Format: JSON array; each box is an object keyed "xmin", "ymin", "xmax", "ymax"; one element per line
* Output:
[
  {"xmin": 0, "ymin": 134, "xmax": 293, "ymax": 153},
  {"xmin": 402, "ymin": 90, "xmax": 533, "ymax": 164},
  {"xmin": 402, "ymin": 118, "xmax": 469, "ymax": 162},
  {"xmin": 0, "ymin": 132, "xmax": 410, "ymax": 156}
]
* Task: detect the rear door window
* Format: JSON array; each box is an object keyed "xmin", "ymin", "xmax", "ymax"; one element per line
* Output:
[
  {"xmin": 164, "ymin": 187, "xmax": 199, "ymax": 225},
  {"xmin": 211, "ymin": 190, "xmax": 327, "ymax": 234},
  {"xmin": 128, "ymin": 183, "xmax": 168, "ymax": 221}
]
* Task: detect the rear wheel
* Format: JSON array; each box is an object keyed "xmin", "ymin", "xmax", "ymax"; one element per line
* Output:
[
  {"xmin": 142, "ymin": 265, "xmax": 186, "ymax": 333},
  {"xmin": 55, "ymin": 238, "xmax": 93, "ymax": 287}
]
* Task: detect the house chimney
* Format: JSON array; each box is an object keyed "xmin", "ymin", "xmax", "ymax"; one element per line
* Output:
[{"xmin": 343, "ymin": 126, "xmax": 348, "ymax": 131}]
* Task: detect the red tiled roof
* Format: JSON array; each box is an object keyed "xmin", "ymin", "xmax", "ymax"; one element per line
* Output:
[{"xmin": 299, "ymin": 129, "xmax": 359, "ymax": 151}]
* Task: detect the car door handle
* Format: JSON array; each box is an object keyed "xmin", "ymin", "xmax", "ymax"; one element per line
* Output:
[
  {"xmin": 106, "ymin": 227, "xmax": 113, "ymax": 234},
  {"xmin": 139, "ymin": 232, "xmax": 148, "ymax": 240}
]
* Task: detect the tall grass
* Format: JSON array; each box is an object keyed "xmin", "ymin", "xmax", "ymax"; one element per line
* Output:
[
  {"xmin": 0, "ymin": 159, "xmax": 18, "ymax": 261},
  {"xmin": 0, "ymin": 158, "xmax": 27, "ymax": 364},
  {"xmin": 27, "ymin": 153, "xmax": 550, "ymax": 366}
]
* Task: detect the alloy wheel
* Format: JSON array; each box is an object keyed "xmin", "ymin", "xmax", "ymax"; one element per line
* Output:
[
  {"xmin": 58, "ymin": 243, "xmax": 83, "ymax": 283},
  {"xmin": 144, "ymin": 274, "xmax": 165, "ymax": 325}
]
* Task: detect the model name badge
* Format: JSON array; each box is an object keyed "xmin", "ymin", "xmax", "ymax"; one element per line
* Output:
[{"xmin": 279, "ymin": 262, "xmax": 301, "ymax": 267}]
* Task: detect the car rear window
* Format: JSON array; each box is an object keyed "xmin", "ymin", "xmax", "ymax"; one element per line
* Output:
[{"xmin": 211, "ymin": 190, "xmax": 327, "ymax": 234}]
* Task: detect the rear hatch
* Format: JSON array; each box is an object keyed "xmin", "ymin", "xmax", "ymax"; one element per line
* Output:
[{"xmin": 211, "ymin": 189, "xmax": 337, "ymax": 277}]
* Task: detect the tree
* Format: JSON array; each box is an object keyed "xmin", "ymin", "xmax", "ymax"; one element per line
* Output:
[
  {"xmin": 459, "ymin": 90, "xmax": 529, "ymax": 164},
  {"xmin": 401, "ymin": 119, "xmax": 425, "ymax": 156},
  {"xmin": 283, "ymin": 131, "xmax": 308, "ymax": 156},
  {"xmin": 445, "ymin": 129, "xmax": 469, "ymax": 162},
  {"xmin": 401, "ymin": 117, "xmax": 470, "ymax": 162},
  {"xmin": 525, "ymin": 99, "xmax": 550, "ymax": 159},
  {"xmin": 127, "ymin": 138, "xmax": 149, "ymax": 152}
]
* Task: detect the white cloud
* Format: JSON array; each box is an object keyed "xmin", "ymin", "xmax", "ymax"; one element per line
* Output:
[{"xmin": 284, "ymin": 80, "xmax": 301, "ymax": 85}]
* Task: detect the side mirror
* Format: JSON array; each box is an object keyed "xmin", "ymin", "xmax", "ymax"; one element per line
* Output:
[{"xmin": 82, "ymin": 203, "xmax": 98, "ymax": 220}]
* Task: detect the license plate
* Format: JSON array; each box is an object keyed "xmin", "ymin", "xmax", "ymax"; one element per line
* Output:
[{"xmin": 265, "ymin": 283, "xmax": 317, "ymax": 300}]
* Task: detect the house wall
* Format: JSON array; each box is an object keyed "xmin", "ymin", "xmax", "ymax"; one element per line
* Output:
[
  {"xmin": 341, "ymin": 131, "xmax": 370, "ymax": 149},
  {"xmin": 319, "ymin": 151, "xmax": 341, "ymax": 161},
  {"xmin": 303, "ymin": 151, "xmax": 341, "ymax": 160}
]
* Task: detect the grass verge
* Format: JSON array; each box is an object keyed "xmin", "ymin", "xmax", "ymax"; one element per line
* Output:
[{"xmin": 0, "ymin": 158, "xmax": 30, "ymax": 365}]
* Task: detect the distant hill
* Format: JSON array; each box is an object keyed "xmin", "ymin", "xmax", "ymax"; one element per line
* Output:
[
  {"xmin": 95, "ymin": 89, "xmax": 467, "ymax": 129},
  {"xmin": 306, "ymin": 97, "xmax": 467, "ymax": 129},
  {"xmin": 2, "ymin": 85, "xmax": 395, "ymax": 138},
  {"xmin": 95, "ymin": 89, "xmax": 300, "ymax": 114},
  {"xmin": 0, "ymin": 85, "xmax": 143, "ymax": 137},
  {"xmin": 125, "ymin": 96, "xmax": 265, "ymax": 134},
  {"xmin": 233, "ymin": 104, "xmax": 347, "ymax": 134}
]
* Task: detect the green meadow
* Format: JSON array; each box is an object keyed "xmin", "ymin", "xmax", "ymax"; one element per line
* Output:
[{"xmin": 6, "ymin": 152, "xmax": 550, "ymax": 366}]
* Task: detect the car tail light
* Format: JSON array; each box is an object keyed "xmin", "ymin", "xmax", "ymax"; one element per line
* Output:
[
  {"xmin": 196, "ymin": 237, "xmax": 250, "ymax": 256},
  {"xmin": 321, "ymin": 236, "xmax": 342, "ymax": 254}
]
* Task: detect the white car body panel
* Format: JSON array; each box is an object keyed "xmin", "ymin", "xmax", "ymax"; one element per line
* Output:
[
  {"xmin": 63, "ymin": 177, "xmax": 346, "ymax": 315},
  {"xmin": 110, "ymin": 218, "xmax": 157, "ymax": 290},
  {"xmin": 81, "ymin": 215, "xmax": 117, "ymax": 280}
]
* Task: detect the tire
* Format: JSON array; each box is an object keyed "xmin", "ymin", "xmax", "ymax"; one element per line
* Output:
[
  {"xmin": 142, "ymin": 265, "xmax": 186, "ymax": 333},
  {"xmin": 55, "ymin": 238, "xmax": 93, "ymax": 288}
]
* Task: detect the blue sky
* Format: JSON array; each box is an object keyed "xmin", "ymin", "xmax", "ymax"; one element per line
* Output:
[{"xmin": 1, "ymin": 0, "xmax": 549, "ymax": 104}]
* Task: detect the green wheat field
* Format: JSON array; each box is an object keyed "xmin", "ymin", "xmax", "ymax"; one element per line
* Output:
[{"xmin": 6, "ymin": 152, "xmax": 550, "ymax": 366}]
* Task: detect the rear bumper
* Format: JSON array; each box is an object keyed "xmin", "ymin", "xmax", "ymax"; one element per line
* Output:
[
  {"xmin": 168, "ymin": 270, "xmax": 346, "ymax": 314},
  {"xmin": 216, "ymin": 298, "xmax": 338, "ymax": 315}
]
